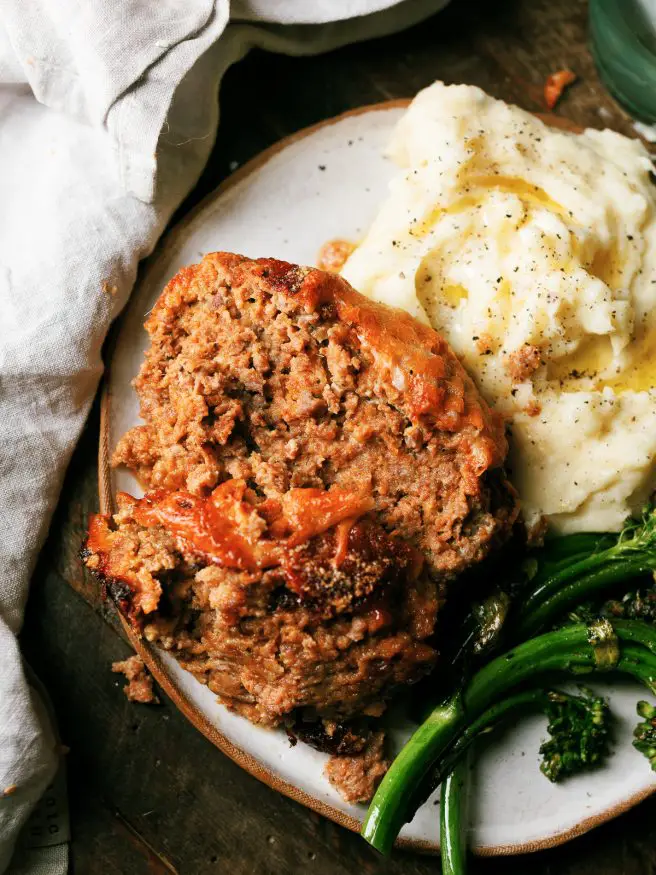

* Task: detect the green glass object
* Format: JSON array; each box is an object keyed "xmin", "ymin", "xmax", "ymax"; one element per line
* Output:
[{"xmin": 590, "ymin": 0, "xmax": 656, "ymax": 123}]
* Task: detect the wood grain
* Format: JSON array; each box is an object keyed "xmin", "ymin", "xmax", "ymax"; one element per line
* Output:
[{"xmin": 21, "ymin": 0, "xmax": 656, "ymax": 872}]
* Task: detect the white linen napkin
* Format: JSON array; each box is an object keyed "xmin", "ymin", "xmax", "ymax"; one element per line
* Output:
[{"xmin": 0, "ymin": 1, "xmax": 449, "ymax": 871}]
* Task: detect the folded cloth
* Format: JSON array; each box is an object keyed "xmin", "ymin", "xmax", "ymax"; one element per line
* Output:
[{"xmin": 0, "ymin": 0, "xmax": 449, "ymax": 871}]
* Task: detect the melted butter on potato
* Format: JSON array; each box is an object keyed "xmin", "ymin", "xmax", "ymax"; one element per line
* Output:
[{"xmin": 342, "ymin": 82, "xmax": 656, "ymax": 533}]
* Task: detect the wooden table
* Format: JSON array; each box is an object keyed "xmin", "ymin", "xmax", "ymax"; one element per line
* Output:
[{"xmin": 21, "ymin": 1, "xmax": 656, "ymax": 872}]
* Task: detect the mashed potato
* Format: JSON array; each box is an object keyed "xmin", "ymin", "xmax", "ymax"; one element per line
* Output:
[{"xmin": 342, "ymin": 82, "xmax": 656, "ymax": 533}]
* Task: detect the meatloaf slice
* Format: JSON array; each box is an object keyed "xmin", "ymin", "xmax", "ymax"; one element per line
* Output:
[
  {"xmin": 82, "ymin": 480, "xmax": 438, "ymax": 728},
  {"xmin": 113, "ymin": 253, "xmax": 517, "ymax": 578}
]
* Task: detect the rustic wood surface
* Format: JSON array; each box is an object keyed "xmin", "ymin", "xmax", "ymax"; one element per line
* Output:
[{"xmin": 20, "ymin": 0, "xmax": 656, "ymax": 872}]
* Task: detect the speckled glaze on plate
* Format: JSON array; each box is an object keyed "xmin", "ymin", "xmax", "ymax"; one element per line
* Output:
[{"xmin": 99, "ymin": 101, "xmax": 656, "ymax": 855}]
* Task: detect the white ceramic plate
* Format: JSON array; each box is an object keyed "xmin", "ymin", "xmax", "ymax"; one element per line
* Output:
[{"xmin": 102, "ymin": 102, "xmax": 656, "ymax": 855}]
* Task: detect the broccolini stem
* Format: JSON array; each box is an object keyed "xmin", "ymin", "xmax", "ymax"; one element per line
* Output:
[
  {"xmin": 515, "ymin": 506, "xmax": 656, "ymax": 635},
  {"xmin": 362, "ymin": 626, "xmax": 598, "ymax": 854},
  {"xmin": 436, "ymin": 632, "xmax": 656, "ymax": 784},
  {"xmin": 528, "ymin": 534, "xmax": 614, "ymax": 587},
  {"xmin": 440, "ymin": 758, "xmax": 469, "ymax": 875},
  {"xmin": 617, "ymin": 646, "xmax": 656, "ymax": 694},
  {"xmin": 521, "ymin": 554, "xmax": 647, "ymax": 619},
  {"xmin": 436, "ymin": 689, "xmax": 554, "ymax": 780},
  {"xmin": 612, "ymin": 620, "xmax": 656, "ymax": 656},
  {"xmin": 437, "ymin": 691, "xmax": 555, "ymax": 875},
  {"xmin": 411, "ymin": 688, "xmax": 577, "ymax": 818},
  {"xmin": 362, "ymin": 697, "xmax": 464, "ymax": 853},
  {"xmin": 539, "ymin": 532, "xmax": 612, "ymax": 564},
  {"xmin": 515, "ymin": 559, "xmax": 656, "ymax": 639}
]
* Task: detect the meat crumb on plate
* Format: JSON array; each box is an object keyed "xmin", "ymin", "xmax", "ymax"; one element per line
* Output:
[
  {"xmin": 324, "ymin": 731, "xmax": 389, "ymax": 804},
  {"xmin": 112, "ymin": 654, "xmax": 159, "ymax": 704},
  {"xmin": 316, "ymin": 238, "xmax": 355, "ymax": 273}
]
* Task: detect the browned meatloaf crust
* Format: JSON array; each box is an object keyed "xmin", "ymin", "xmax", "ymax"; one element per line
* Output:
[{"xmin": 113, "ymin": 252, "xmax": 517, "ymax": 578}]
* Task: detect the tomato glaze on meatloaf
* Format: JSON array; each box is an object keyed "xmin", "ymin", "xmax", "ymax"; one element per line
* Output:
[
  {"xmin": 113, "ymin": 253, "xmax": 517, "ymax": 577},
  {"xmin": 83, "ymin": 480, "xmax": 437, "ymax": 727}
]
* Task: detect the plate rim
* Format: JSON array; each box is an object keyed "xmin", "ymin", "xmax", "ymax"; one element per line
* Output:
[{"xmin": 97, "ymin": 98, "xmax": 656, "ymax": 856}]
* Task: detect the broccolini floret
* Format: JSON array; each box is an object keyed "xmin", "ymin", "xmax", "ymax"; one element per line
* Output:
[
  {"xmin": 565, "ymin": 586, "xmax": 656, "ymax": 627},
  {"xmin": 604, "ymin": 586, "xmax": 656, "ymax": 622},
  {"xmin": 633, "ymin": 701, "xmax": 656, "ymax": 770},
  {"xmin": 539, "ymin": 689, "xmax": 611, "ymax": 782}
]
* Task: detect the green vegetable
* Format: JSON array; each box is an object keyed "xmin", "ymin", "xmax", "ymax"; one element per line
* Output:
[
  {"xmin": 538, "ymin": 688, "xmax": 611, "ymax": 782},
  {"xmin": 604, "ymin": 587, "xmax": 656, "ymax": 622},
  {"xmin": 470, "ymin": 591, "xmax": 511, "ymax": 656},
  {"xmin": 362, "ymin": 621, "xmax": 656, "ymax": 856},
  {"xmin": 536, "ymin": 532, "xmax": 613, "ymax": 565},
  {"xmin": 633, "ymin": 700, "xmax": 656, "ymax": 770},
  {"xmin": 514, "ymin": 505, "xmax": 656, "ymax": 639},
  {"xmin": 567, "ymin": 584, "xmax": 656, "ymax": 626},
  {"xmin": 439, "ymin": 589, "xmax": 512, "ymax": 698},
  {"xmin": 440, "ymin": 759, "xmax": 468, "ymax": 875}
]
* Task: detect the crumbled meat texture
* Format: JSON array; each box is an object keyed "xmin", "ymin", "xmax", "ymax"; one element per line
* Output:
[
  {"xmin": 90, "ymin": 252, "xmax": 519, "ymax": 776},
  {"xmin": 524, "ymin": 400, "xmax": 542, "ymax": 417},
  {"xmin": 85, "ymin": 495, "xmax": 439, "ymax": 726},
  {"xmin": 475, "ymin": 333, "xmax": 495, "ymax": 355},
  {"xmin": 113, "ymin": 252, "xmax": 518, "ymax": 578},
  {"xmin": 324, "ymin": 730, "xmax": 389, "ymax": 803},
  {"xmin": 112, "ymin": 655, "xmax": 159, "ymax": 704},
  {"xmin": 316, "ymin": 239, "xmax": 355, "ymax": 273},
  {"xmin": 506, "ymin": 344, "xmax": 542, "ymax": 383}
]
